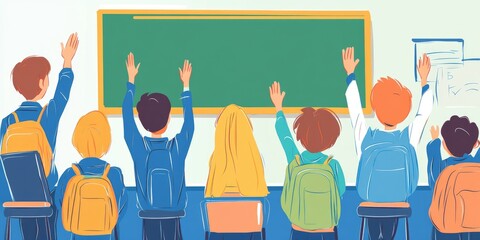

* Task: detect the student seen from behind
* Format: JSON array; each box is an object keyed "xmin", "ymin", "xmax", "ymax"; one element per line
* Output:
[
  {"xmin": 270, "ymin": 81, "xmax": 345, "ymax": 240},
  {"xmin": 55, "ymin": 110, "xmax": 127, "ymax": 240},
  {"xmin": 122, "ymin": 53, "xmax": 194, "ymax": 240},
  {"xmin": 0, "ymin": 33, "xmax": 79, "ymax": 240},
  {"xmin": 342, "ymin": 47, "xmax": 433, "ymax": 240}
]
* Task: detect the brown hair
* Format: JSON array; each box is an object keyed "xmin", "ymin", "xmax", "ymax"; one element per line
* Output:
[
  {"xmin": 293, "ymin": 107, "xmax": 341, "ymax": 153},
  {"xmin": 371, "ymin": 77, "xmax": 412, "ymax": 127},
  {"xmin": 11, "ymin": 56, "xmax": 51, "ymax": 100}
]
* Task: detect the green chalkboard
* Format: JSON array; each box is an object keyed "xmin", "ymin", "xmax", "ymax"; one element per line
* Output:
[{"xmin": 98, "ymin": 10, "xmax": 372, "ymax": 114}]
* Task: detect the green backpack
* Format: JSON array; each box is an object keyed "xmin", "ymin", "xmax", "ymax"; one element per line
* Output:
[{"xmin": 281, "ymin": 155, "xmax": 341, "ymax": 230}]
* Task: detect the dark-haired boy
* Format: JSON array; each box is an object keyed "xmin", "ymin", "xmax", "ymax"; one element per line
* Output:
[
  {"xmin": 427, "ymin": 116, "xmax": 480, "ymax": 187},
  {"xmin": 122, "ymin": 53, "xmax": 194, "ymax": 240},
  {"xmin": 428, "ymin": 116, "xmax": 480, "ymax": 239}
]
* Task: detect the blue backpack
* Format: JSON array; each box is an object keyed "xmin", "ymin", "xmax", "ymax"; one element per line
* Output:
[
  {"xmin": 356, "ymin": 132, "xmax": 419, "ymax": 202},
  {"xmin": 145, "ymin": 147, "xmax": 177, "ymax": 209}
]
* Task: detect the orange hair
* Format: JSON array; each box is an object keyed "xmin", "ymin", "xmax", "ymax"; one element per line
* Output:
[{"xmin": 371, "ymin": 77, "xmax": 412, "ymax": 127}]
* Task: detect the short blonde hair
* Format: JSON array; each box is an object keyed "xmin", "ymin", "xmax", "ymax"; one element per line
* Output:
[{"xmin": 72, "ymin": 111, "xmax": 111, "ymax": 158}]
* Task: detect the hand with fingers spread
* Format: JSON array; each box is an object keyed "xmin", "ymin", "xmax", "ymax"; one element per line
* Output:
[
  {"xmin": 61, "ymin": 32, "xmax": 79, "ymax": 68},
  {"xmin": 342, "ymin": 47, "xmax": 360, "ymax": 75},
  {"xmin": 418, "ymin": 53, "xmax": 431, "ymax": 87},
  {"xmin": 269, "ymin": 81, "xmax": 286, "ymax": 112},
  {"xmin": 430, "ymin": 125, "xmax": 440, "ymax": 140},
  {"xmin": 178, "ymin": 59, "xmax": 192, "ymax": 88},
  {"xmin": 125, "ymin": 52, "xmax": 140, "ymax": 84}
]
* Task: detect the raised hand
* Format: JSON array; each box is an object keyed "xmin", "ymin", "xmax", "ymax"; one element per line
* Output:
[
  {"xmin": 269, "ymin": 81, "xmax": 286, "ymax": 112},
  {"xmin": 125, "ymin": 52, "xmax": 140, "ymax": 84},
  {"xmin": 61, "ymin": 33, "xmax": 79, "ymax": 68},
  {"xmin": 430, "ymin": 125, "xmax": 439, "ymax": 140},
  {"xmin": 418, "ymin": 53, "xmax": 431, "ymax": 87},
  {"xmin": 342, "ymin": 47, "xmax": 360, "ymax": 75},
  {"xmin": 178, "ymin": 60, "xmax": 192, "ymax": 88}
]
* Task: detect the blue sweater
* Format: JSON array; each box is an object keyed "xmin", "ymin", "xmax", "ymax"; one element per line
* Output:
[
  {"xmin": 54, "ymin": 158, "xmax": 127, "ymax": 240},
  {"xmin": 427, "ymin": 138, "xmax": 480, "ymax": 188},
  {"xmin": 122, "ymin": 82, "xmax": 194, "ymax": 214},
  {"xmin": 0, "ymin": 68, "xmax": 74, "ymax": 193}
]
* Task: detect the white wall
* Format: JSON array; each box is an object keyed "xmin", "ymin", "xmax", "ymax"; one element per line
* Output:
[{"xmin": 1, "ymin": 0, "xmax": 479, "ymax": 186}]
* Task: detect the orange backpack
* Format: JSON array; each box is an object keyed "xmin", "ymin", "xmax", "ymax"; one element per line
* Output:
[
  {"xmin": 1, "ymin": 106, "xmax": 52, "ymax": 176},
  {"xmin": 429, "ymin": 163, "xmax": 480, "ymax": 233},
  {"xmin": 62, "ymin": 164, "xmax": 118, "ymax": 236}
]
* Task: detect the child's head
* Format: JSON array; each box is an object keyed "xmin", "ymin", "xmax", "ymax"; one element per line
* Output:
[
  {"xmin": 72, "ymin": 111, "xmax": 111, "ymax": 158},
  {"xmin": 371, "ymin": 77, "xmax": 412, "ymax": 127},
  {"xmin": 441, "ymin": 115, "xmax": 479, "ymax": 157},
  {"xmin": 206, "ymin": 104, "xmax": 268, "ymax": 197},
  {"xmin": 12, "ymin": 56, "xmax": 51, "ymax": 101},
  {"xmin": 137, "ymin": 93, "xmax": 171, "ymax": 134},
  {"xmin": 293, "ymin": 107, "xmax": 341, "ymax": 153}
]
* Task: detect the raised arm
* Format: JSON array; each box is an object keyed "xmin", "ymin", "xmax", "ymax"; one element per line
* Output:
[
  {"xmin": 427, "ymin": 126, "xmax": 445, "ymax": 188},
  {"xmin": 409, "ymin": 53, "xmax": 434, "ymax": 148},
  {"xmin": 342, "ymin": 47, "xmax": 368, "ymax": 158},
  {"xmin": 122, "ymin": 53, "xmax": 144, "ymax": 156},
  {"xmin": 269, "ymin": 81, "xmax": 300, "ymax": 163},
  {"xmin": 174, "ymin": 60, "xmax": 194, "ymax": 160},
  {"xmin": 44, "ymin": 33, "xmax": 79, "ymax": 125}
]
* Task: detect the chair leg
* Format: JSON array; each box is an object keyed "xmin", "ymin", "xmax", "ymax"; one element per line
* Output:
[
  {"xmin": 46, "ymin": 217, "xmax": 53, "ymax": 240},
  {"xmin": 5, "ymin": 217, "xmax": 10, "ymax": 240},
  {"xmin": 359, "ymin": 217, "xmax": 365, "ymax": 240},
  {"xmin": 405, "ymin": 217, "xmax": 410, "ymax": 240}
]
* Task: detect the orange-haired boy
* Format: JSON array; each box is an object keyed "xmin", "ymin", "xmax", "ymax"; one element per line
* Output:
[{"xmin": 342, "ymin": 47, "xmax": 433, "ymax": 240}]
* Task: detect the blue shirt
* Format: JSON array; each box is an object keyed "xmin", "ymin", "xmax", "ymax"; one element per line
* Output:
[
  {"xmin": 427, "ymin": 138, "xmax": 480, "ymax": 188},
  {"xmin": 275, "ymin": 111, "xmax": 346, "ymax": 196},
  {"xmin": 122, "ymin": 82, "xmax": 194, "ymax": 213},
  {"xmin": 0, "ymin": 68, "xmax": 74, "ymax": 194},
  {"xmin": 54, "ymin": 158, "xmax": 127, "ymax": 240}
]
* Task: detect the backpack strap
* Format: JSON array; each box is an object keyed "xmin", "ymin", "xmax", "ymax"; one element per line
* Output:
[
  {"xmin": 294, "ymin": 155, "xmax": 301, "ymax": 165},
  {"xmin": 11, "ymin": 112, "xmax": 19, "ymax": 123},
  {"xmin": 102, "ymin": 164, "xmax": 111, "ymax": 178},
  {"xmin": 323, "ymin": 155, "xmax": 334, "ymax": 165},
  {"xmin": 72, "ymin": 164, "xmax": 82, "ymax": 176},
  {"xmin": 37, "ymin": 105, "xmax": 48, "ymax": 122}
]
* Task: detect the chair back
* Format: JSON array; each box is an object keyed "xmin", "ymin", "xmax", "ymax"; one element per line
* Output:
[{"xmin": 0, "ymin": 151, "xmax": 51, "ymax": 203}]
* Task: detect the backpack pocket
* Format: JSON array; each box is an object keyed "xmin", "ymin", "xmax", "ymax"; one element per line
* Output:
[
  {"xmin": 366, "ymin": 149, "xmax": 409, "ymax": 201},
  {"xmin": 78, "ymin": 198, "xmax": 107, "ymax": 231},
  {"xmin": 303, "ymin": 190, "xmax": 332, "ymax": 227},
  {"xmin": 458, "ymin": 190, "xmax": 480, "ymax": 228},
  {"xmin": 148, "ymin": 168, "xmax": 172, "ymax": 208}
]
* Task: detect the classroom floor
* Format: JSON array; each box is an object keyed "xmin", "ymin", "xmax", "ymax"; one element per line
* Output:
[{"xmin": 0, "ymin": 186, "xmax": 434, "ymax": 240}]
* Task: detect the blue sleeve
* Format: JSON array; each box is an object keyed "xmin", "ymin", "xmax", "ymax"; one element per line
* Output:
[
  {"xmin": 108, "ymin": 167, "xmax": 127, "ymax": 220},
  {"xmin": 0, "ymin": 117, "xmax": 7, "ymax": 148},
  {"xmin": 54, "ymin": 168, "xmax": 75, "ymax": 238},
  {"xmin": 346, "ymin": 73, "xmax": 356, "ymax": 86},
  {"xmin": 172, "ymin": 91, "xmax": 194, "ymax": 162},
  {"xmin": 422, "ymin": 84, "xmax": 430, "ymax": 95},
  {"xmin": 275, "ymin": 111, "xmax": 300, "ymax": 163},
  {"xmin": 329, "ymin": 160, "xmax": 346, "ymax": 197},
  {"xmin": 42, "ymin": 68, "xmax": 74, "ymax": 149},
  {"xmin": 122, "ymin": 82, "xmax": 145, "ymax": 162},
  {"xmin": 427, "ymin": 139, "xmax": 445, "ymax": 188}
]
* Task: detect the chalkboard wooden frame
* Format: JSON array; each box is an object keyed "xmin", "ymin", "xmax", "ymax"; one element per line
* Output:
[{"xmin": 97, "ymin": 10, "xmax": 372, "ymax": 115}]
